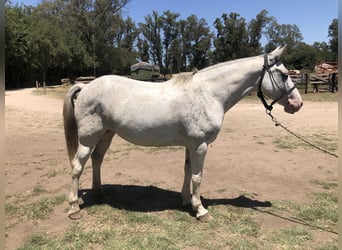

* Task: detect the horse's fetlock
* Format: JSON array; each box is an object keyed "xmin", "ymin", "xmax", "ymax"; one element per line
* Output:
[{"xmin": 191, "ymin": 197, "xmax": 202, "ymax": 208}]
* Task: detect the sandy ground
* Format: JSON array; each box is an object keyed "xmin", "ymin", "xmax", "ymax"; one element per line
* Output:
[{"xmin": 5, "ymin": 87, "xmax": 338, "ymax": 249}]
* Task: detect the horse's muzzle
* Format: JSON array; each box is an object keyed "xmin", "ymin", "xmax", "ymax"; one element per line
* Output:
[{"xmin": 284, "ymin": 98, "xmax": 303, "ymax": 114}]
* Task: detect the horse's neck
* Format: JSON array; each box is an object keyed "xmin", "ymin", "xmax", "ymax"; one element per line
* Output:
[{"xmin": 196, "ymin": 56, "xmax": 263, "ymax": 112}]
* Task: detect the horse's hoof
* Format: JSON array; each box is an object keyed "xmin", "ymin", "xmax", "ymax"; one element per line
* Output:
[
  {"xmin": 197, "ymin": 213, "xmax": 212, "ymax": 223},
  {"xmin": 68, "ymin": 211, "xmax": 82, "ymax": 220},
  {"xmin": 68, "ymin": 204, "xmax": 81, "ymax": 220}
]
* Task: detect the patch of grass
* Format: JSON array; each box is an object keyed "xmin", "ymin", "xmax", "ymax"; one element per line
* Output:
[
  {"xmin": 19, "ymin": 234, "xmax": 49, "ymax": 249},
  {"xmin": 6, "ymin": 194, "xmax": 66, "ymax": 220},
  {"xmin": 32, "ymin": 185, "xmax": 47, "ymax": 195},
  {"xmin": 225, "ymin": 237, "xmax": 259, "ymax": 250},
  {"xmin": 311, "ymin": 132, "xmax": 338, "ymax": 152},
  {"xmin": 19, "ymin": 224, "xmax": 115, "ymax": 250},
  {"xmin": 25, "ymin": 194, "xmax": 66, "ymax": 220},
  {"xmin": 125, "ymin": 211, "xmax": 162, "ymax": 225},
  {"xmin": 5, "ymin": 203, "xmax": 20, "ymax": 217},
  {"xmin": 271, "ymin": 191, "xmax": 337, "ymax": 233},
  {"xmin": 273, "ymin": 136, "xmax": 305, "ymax": 150},
  {"xmin": 316, "ymin": 242, "xmax": 338, "ymax": 250},
  {"xmin": 269, "ymin": 227, "xmax": 312, "ymax": 247},
  {"xmin": 311, "ymin": 179, "xmax": 338, "ymax": 190},
  {"xmin": 296, "ymin": 193, "xmax": 337, "ymax": 225},
  {"xmin": 47, "ymin": 170, "xmax": 58, "ymax": 178},
  {"xmin": 210, "ymin": 205, "xmax": 260, "ymax": 238},
  {"xmin": 17, "ymin": 189, "xmax": 337, "ymax": 249},
  {"xmin": 63, "ymin": 224, "xmax": 115, "ymax": 249},
  {"xmin": 273, "ymin": 132, "xmax": 337, "ymax": 153}
]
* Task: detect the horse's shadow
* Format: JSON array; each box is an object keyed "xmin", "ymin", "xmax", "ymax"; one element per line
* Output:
[{"xmin": 79, "ymin": 184, "xmax": 272, "ymax": 216}]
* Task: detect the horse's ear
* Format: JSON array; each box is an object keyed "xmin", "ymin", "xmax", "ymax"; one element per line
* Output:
[{"xmin": 269, "ymin": 45, "xmax": 287, "ymax": 63}]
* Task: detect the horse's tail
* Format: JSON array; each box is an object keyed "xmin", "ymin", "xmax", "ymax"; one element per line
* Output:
[{"xmin": 63, "ymin": 83, "xmax": 85, "ymax": 163}]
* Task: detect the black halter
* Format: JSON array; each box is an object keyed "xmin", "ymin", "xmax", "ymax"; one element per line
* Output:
[{"xmin": 257, "ymin": 54, "xmax": 296, "ymax": 112}]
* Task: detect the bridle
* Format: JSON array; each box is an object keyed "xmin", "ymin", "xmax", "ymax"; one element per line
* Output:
[{"xmin": 257, "ymin": 54, "xmax": 296, "ymax": 112}]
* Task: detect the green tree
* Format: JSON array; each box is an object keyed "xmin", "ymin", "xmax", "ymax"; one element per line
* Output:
[
  {"xmin": 264, "ymin": 20, "xmax": 303, "ymax": 52},
  {"xmin": 328, "ymin": 18, "xmax": 338, "ymax": 61},
  {"xmin": 27, "ymin": 2, "xmax": 67, "ymax": 83},
  {"xmin": 139, "ymin": 11, "xmax": 163, "ymax": 70},
  {"xmin": 247, "ymin": 10, "xmax": 272, "ymax": 55},
  {"xmin": 137, "ymin": 37, "xmax": 150, "ymax": 62},
  {"xmin": 282, "ymin": 42, "xmax": 318, "ymax": 71},
  {"xmin": 185, "ymin": 15, "xmax": 212, "ymax": 70},
  {"xmin": 5, "ymin": 4, "xmax": 32, "ymax": 88},
  {"xmin": 5, "ymin": 2, "xmax": 337, "ymax": 88},
  {"xmin": 26, "ymin": 1, "xmax": 94, "ymax": 83},
  {"xmin": 92, "ymin": 0, "xmax": 132, "ymax": 75},
  {"xmin": 168, "ymin": 36, "xmax": 182, "ymax": 73},
  {"xmin": 213, "ymin": 12, "xmax": 249, "ymax": 62},
  {"xmin": 312, "ymin": 41, "xmax": 335, "ymax": 62},
  {"xmin": 112, "ymin": 17, "xmax": 139, "ymax": 74},
  {"xmin": 161, "ymin": 10, "xmax": 180, "ymax": 74}
]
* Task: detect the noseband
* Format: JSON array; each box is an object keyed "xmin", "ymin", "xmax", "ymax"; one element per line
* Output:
[{"xmin": 257, "ymin": 54, "xmax": 296, "ymax": 111}]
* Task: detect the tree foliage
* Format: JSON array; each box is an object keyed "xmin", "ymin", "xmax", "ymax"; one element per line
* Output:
[
  {"xmin": 328, "ymin": 18, "xmax": 338, "ymax": 61},
  {"xmin": 5, "ymin": 2, "xmax": 337, "ymax": 88}
]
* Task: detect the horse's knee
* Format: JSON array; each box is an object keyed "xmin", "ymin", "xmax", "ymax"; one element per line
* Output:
[{"xmin": 192, "ymin": 173, "xmax": 201, "ymax": 184}]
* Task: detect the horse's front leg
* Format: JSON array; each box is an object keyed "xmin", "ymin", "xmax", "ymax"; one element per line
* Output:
[{"xmin": 189, "ymin": 142, "xmax": 211, "ymax": 221}]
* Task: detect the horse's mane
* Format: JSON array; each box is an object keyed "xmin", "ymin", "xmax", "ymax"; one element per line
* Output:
[
  {"xmin": 169, "ymin": 70, "xmax": 198, "ymax": 88},
  {"xmin": 168, "ymin": 55, "xmax": 261, "ymax": 89},
  {"xmin": 198, "ymin": 56, "xmax": 258, "ymax": 74}
]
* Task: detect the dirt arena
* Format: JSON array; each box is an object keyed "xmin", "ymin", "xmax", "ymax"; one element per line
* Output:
[{"xmin": 5, "ymin": 87, "xmax": 338, "ymax": 248}]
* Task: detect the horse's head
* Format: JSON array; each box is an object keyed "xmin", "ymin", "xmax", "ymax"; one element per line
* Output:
[{"xmin": 259, "ymin": 46, "xmax": 303, "ymax": 114}]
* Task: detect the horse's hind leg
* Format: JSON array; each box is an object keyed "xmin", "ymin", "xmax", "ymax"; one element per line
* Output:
[
  {"xmin": 181, "ymin": 147, "xmax": 192, "ymax": 206},
  {"xmin": 68, "ymin": 142, "xmax": 94, "ymax": 219},
  {"xmin": 91, "ymin": 131, "xmax": 115, "ymax": 196}
]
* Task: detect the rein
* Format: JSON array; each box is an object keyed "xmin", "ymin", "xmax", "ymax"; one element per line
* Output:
[
  {"xmin": 258, "ymin": 54, "xmax": 337, "ymax": 158},
  {"xmin": 266, "ymin": 110, "xmax": 338, "ymax": 158},
  {"xmin": 257, "ymin": 54, "xmax": 296, "ymax": 112}
]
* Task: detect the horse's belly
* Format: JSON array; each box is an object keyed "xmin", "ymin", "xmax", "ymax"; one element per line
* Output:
[
  {"xmin": 116, "ymin": 124, "xmax": 185, "ymax": 147},
  {"xmin": 109, "ymin": 98, "xmax": 187, "ymax": 146}
]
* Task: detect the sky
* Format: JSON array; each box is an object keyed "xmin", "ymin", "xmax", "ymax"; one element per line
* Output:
[{"xmin": 12, "ymin": 0, "xmax": 338, "ymax": 45}]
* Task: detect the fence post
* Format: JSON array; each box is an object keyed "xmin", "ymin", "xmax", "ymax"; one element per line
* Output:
[
  {"xmin": 331, "ymin": 73, "xmax": 337, "ymax": 93},
  {"xmin": 304, "ymin": 73, "xmax": 310, "ymax": 94}
]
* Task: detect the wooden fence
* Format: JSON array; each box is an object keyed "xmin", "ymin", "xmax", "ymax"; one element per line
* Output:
[{"xmin": 289, "ymin": 73, "xmax": 338, "ymax": 94}]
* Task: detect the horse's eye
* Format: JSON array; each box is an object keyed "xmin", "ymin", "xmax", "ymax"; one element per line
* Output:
[{"xmin": 282, "ymin": 74, "xmax": 288, "ymax": 81}]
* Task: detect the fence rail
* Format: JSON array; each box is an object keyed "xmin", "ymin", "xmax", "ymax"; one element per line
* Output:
[{"xmin": 289, "ymin": 73, "xmax": 338, "ymax": 93}]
